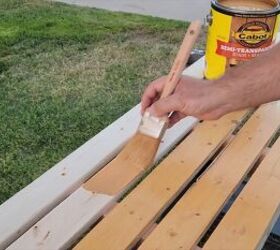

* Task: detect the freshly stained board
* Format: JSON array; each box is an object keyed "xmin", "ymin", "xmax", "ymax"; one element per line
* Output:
[
  {"xmin": 4, "ymin": 59, "xmax": 204, "ymax": 250},
  {"xmin": 74, "ymin": 110, "xmax": 248, "ymax": 250},
  {"xmin": 140, "ymin": 102, "xmax": 280, "ymax": 250},
  {"xmin": 83, "ymin": 133, "xmax": 161, "ymax": 196},
  {"xmin": 203, "ymin": 138, "xmax": 280, "ymax": 250}
]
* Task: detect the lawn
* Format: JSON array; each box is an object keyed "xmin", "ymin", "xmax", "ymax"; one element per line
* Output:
[{"xmin": 0, "ymin": 0, "xmax": 192, "ymax": 204}]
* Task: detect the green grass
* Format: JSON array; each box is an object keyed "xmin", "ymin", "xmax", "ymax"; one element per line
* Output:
[{"xmin": 0, "ymin": 0, "xmax": 191, "ymax": 204}]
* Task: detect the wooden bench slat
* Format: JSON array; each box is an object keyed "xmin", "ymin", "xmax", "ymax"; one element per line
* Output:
[
  {"xmin": 139, "ymin": 102, "xmax": 280, "ymax": 250},
  {"xmin": 203, "ymin": 138, "xmax": 280, "ymax": 250},
  {"xmin": 7, "ymin": 189, "xmax": 114, "ymax": 250},
  {"xmin": 74, "ymin": 110, "xmax": 248, "ymax": 250},
  {"xmin": 4, "ymin": 59, "xmax": 204, "ymax": 250},
  {"xmin": 83, "ymin": 133, "xmax": 161, "ymax": 196}
]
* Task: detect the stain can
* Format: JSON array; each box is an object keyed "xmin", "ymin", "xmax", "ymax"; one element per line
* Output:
[{"xmin": 205, "ymin": 0, "xmax": 280, "ymax": 79}]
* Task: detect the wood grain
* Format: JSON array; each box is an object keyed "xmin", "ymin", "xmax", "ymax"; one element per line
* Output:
[
  {"xmin": 74, "ymin": 110, "xmax": 248, "ymax": 250},
  {"xmin": 160, "ymin": 21, "xmax": 201, "ymax": 99},
  {"xmin": 7, "ymin": 189, "xmax": 113, "ymax": 250},
  {"xmin": 140, "ymin": 102, "xmax": 280, "ymax": 250},
  {"xmin": 83, "ymin": 133, "xmax": 160, "ymax": 195},
  {"xmin": 203, "ymin": 138, "xmax": 280, "ymax": 250}
]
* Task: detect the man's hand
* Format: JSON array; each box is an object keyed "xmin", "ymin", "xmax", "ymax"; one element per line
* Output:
[
  {"xmin": 141, "ymin": 75, "xmax": 231, "ymax": 127},
  {"xmin": 141, "ymin": 44, "xmax": 280, "ymax": 127}
]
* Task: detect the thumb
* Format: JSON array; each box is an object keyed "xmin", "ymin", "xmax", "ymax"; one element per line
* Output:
[{"xmin": 147, "ymin": 94, "xmax": 183, "ymax": 117}]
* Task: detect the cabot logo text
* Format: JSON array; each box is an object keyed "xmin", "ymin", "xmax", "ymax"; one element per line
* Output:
[{"xmin": 233, "ymin": 21, "xmax": 272, "ymax": 48}]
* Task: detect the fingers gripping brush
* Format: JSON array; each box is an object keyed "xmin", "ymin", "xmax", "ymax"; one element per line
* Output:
[
  {"xmin": 139, "ymin": 20, "xmax": 202, "ymax": 139},
  {"xmin": 79, "ymin": 21, "xmax": 201, "ymax": 198}
]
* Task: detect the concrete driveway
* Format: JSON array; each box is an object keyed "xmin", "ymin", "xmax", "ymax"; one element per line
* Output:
[{"xmin": 56, "ymin": 0, "xmax": 211, "ymax": 21}]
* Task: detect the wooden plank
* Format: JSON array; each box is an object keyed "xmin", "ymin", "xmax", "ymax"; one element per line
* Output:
[
  {"xmin": 74, "ymin": 109, "xmax": 248, "ymax": 250},
  {"xmin": 83, "ymin": 133, "xmax": 161, "ymax": 196},
  {"xmin": 6, "ymin": 115, "xmax": 197, "ymax": 250},
  {"xmin": 7, "ymin": 188, "xmax": 114, "ymax": 250},
  {"xmin": 3, "ymin": 58, "xmax": 204, "ymax": 250},
  {"xmin": 204, "ymin": 138, "xmax": 280, "ymax": 250},
  {"xmin": 140, "ymin": 102, "xmax": 280, "ymax": 250}
]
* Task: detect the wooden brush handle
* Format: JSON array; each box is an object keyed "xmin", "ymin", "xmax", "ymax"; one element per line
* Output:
[{"xmin": 160, "ymin": 20, "xmax": 201, "ymax": 99}]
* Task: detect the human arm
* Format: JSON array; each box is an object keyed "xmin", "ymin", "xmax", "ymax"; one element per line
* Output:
[{"xmin": 141, "ymin": 43, "xmax": 280, "ymax": 126}]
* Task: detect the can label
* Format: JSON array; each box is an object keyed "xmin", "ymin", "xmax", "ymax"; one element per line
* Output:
[
  {"xmin": 216, "ymin": 19, "xmax": 274, "ymax": 60},
  {"xmin": 205, "ymin": 5, "xmax": 280, "ymax": 79}
]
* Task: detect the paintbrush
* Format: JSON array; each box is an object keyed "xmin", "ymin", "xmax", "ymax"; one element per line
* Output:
[
  {"xmin": 139, "ymin": 20, "xmax": 201, "ymax": 139},
  {"xmin": 81, "ymin": 21, "xmax": 202, "ymax": 196},
  {"xmin": 138, "ymin": 21, "xmax": 201, "ymax": 138},
  {"xmin": 124, "ymin": 21, "xmax": 202, "ymax": 169}
]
